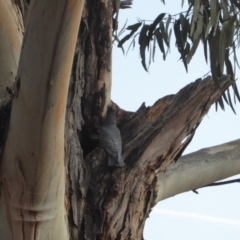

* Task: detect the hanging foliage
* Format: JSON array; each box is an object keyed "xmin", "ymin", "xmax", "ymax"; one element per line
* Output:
[{"xmin": 118, "ymin": 0, "xmax": 240, "ymax": 112}]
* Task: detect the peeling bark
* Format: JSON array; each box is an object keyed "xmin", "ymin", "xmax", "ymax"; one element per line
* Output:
[{"xmin": 79, "ymin": 75, "xmax": 232, "ymax": 240}]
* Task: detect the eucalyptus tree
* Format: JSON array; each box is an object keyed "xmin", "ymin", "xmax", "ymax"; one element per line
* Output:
[{"xmin": 0, "ymin": 0, "xmax": 240, "ymax": 239}]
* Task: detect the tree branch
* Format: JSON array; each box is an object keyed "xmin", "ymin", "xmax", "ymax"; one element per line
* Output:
[
  {"xmin": 156, "ymin": 139, "xmax": 240, "ymax": 202},
  {"xmin": 117, "ymin": 75, "xmax": 232, "ymax": 171},
  {"xmin": 84, "ymin": 75, "xmax": 233, "ymax": 238}
]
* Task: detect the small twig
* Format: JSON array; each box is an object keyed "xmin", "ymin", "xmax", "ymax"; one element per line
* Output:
[
  {"xmin": 192, "ymin": 178, "xmax": 240, "ymax": 194},
  {"xmin": 205, "ymin": 178, "xmax": 240, "ymax": 187},
  {"xmin": 192, "ymin": 190, "xmax": 199, "ymax": 194}
]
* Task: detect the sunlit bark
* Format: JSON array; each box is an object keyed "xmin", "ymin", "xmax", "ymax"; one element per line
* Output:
[
  {"xmin": 156, "ymin": 139, "xmax": 240, "ymax": 202},
  {"xmin": 1, "ymin": 0, "xmax": 85, "ymax": 239},
  {"xmin": 0, "ymin": 0, "xmax": 22, "ymax": 99}
]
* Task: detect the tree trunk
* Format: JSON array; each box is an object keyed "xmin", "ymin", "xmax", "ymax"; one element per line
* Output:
[
  {"xmin": 0, "ymin": 1, "xmax": 237, "ymax": 240},
  {"xmin": 1, "ymin": 0, "xmax": 84, "ymax": 239},
  {"xmin": 60, "ymin": 1, "xmax": 234, "ymax": 238}
]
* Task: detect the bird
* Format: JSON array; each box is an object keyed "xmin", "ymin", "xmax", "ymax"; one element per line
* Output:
[{"xmin": 98, "ymin": 107, "xmax": 125, "ymax": 167}]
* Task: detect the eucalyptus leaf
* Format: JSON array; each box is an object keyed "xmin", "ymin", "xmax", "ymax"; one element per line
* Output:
[
  {"xmin": 155, "ymin": 30, "xmax": 166, "ymax": 60},
  {"xmin": 186, "ymin": 36, "xmax": 201, "ymax": 63},
  {"xmin": 118, "ymin": 22, "xmax": 142, "ymax": 47},
  {"xmin": 190, "ymin": 0, "xmax": 201, "ymax": 36},
  {"xmin": 139, "ymin": 25, "xmax": 150, "ymax": 71},
  {"xmin": 227, "ymin": 88, "xmax": 236, "ymax": 114}
]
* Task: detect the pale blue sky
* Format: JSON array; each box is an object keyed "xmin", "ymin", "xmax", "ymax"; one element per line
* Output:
[{"xmin": 112, "ymin": 1, "xmax": 240, "ymax": 239}]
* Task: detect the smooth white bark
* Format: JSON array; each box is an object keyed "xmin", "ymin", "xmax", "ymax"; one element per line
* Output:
[
  {"xmin": 1, "ymin": 1, "xmax": 85, "ymax": 239},
  {"xmin": 156, "ymin": 139, "xmax": 240, "ymax": 202},
  {"xmin": 0, "ymin": 0, "xmax": 23, "ymax": 99},
  {"xmin": 0, "ymin": 1, "xmax": 23, "ymax": 239}
]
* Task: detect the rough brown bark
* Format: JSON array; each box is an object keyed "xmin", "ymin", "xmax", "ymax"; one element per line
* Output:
[
  {"xmin": 63, "ymin": 3, "xmax": 232, "ymax": 238},
  {"xmin": 0, "ymin": 1, "xmax": 234, "ymax": 240},
  {"xmin": 77, "ymin": 76, "xmax": 231, "ymax": 240},
  {"xmin": 63, "ymin": 1, "xmax": 233, "ymax": 238}
]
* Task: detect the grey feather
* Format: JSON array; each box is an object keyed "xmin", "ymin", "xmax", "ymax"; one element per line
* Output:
[{"xmin": 99, "ymin": 108, "xmax": 125, "ymax": 167}]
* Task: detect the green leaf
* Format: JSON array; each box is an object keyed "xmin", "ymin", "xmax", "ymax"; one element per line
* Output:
[
  {"xmin": 174, "ymin": 20, "xmax": 183, "ymax": 52},
  {"xmin": 210, "ymin": 0, "xmax": 217, "ymax": 25},
  {"xmin": 126, "ymin": 22, "xmax": 142, "ymax": 31},
  {"xmin": 152, "ymin": 13, "xmax": 166, "ymax": 29},
  {"xmin": 203, "ymin": 39, "xmax": 208, "ymax": 64},
  {"xmin": 160, "ymin": 22, "xmax": 169, "ymax": 48},
  {"xmin": 190, "ymin": 0, "xmax": 201, "ymax": 36},
  {"xmin": 155, "ymin": 30, "xmax": 166, "ymax": 60},
  {"xmin": 222, "ymin": 91, "xmax": 229, "ymax": 105},
  {"xmin": 126, "ymin": 36, "xmax": 137, "ymax": 55},
  {"xmin": 148, "ymin": 13, "xmax": 166, "ymax": 41},
  {"xmin": 166, "ymin": 29, "xmax": 172, "ymax": 55},
  {"xmin": 205, "ymin": 20, "xmax": 213, "ymax": 39},
  {"xmin": 221, "ymin": 0, "xmax": 230, "ymax": 21},
  {"xmin": 166, "ymin": 15, "xmax": 172, "ymax": 34},
  {"xmin": 193, "ymin": 6, "xmax": 203, "ymax": 41},
  {"xmin": 203, "ymin": 5, "xmax": 209, "ymax": 25},
  {"xmin": 113, "ymin": 34, "xmax": 125, "ymax": 54},
  {"xmin": 182, "ymin": 42, "xmax": 190, "ymax": 72},
  {"xmin": 213, "ymin": 9, "xmax": 220, "ymax": 36},
  {"xmin": 217, "ymin": 95, "xmax": 225, "ymax": 111},
  {"xmin": 232, "ymin": 81, "xmax": 240, "ymax": 102},
  {"xmin": 227, "ymin": 88, "xmax": 236, "ymax": 114},
  {"xmin": 231, "ymin": 0, "xmax": 240, "ymax": 9},
  {"xmin": 148, "ymin": 40, "xmax": 152, "ymax": 68},
  {"xmin": 204, "ymin": 0, "xmax": 218, "ymax": 39},
  {"xmin": 233, "ymin": 42, "xmax": 240, "ymax": 69},
  {"xmin": 160, "ymin": 21, "xmax": 165, "ymax": 33},
  {"xmin": 226, "ymin": 16, "xmax": 236, "ymax": 47},
  {"xmin": 186, "ymin": 36, "xmax": 200, "ymax": 63},
  {"xmin": 219, "ymin": 16, "xmax": 236, "ymax": 74},
  {"xmin": 180, "ymin": 14, "xmax": 189, "ymax": 43},
  {"xmin": 225, "ymin": 49, "xmax": 234, "ymax": 77},
  {"xmin": 152, "ymin": 35, "xmax": 156, "ymax": 62},
  {"xmin": 139, "ymin": 25, "xmax": 150, "ymax": 71},
  {"xmin": 118, "ymin": 22, "xmax": 142, "ymax": 47},
  {"xmin": 209, "ymin": 28, "xmax": 221, "ymax": 84}
]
